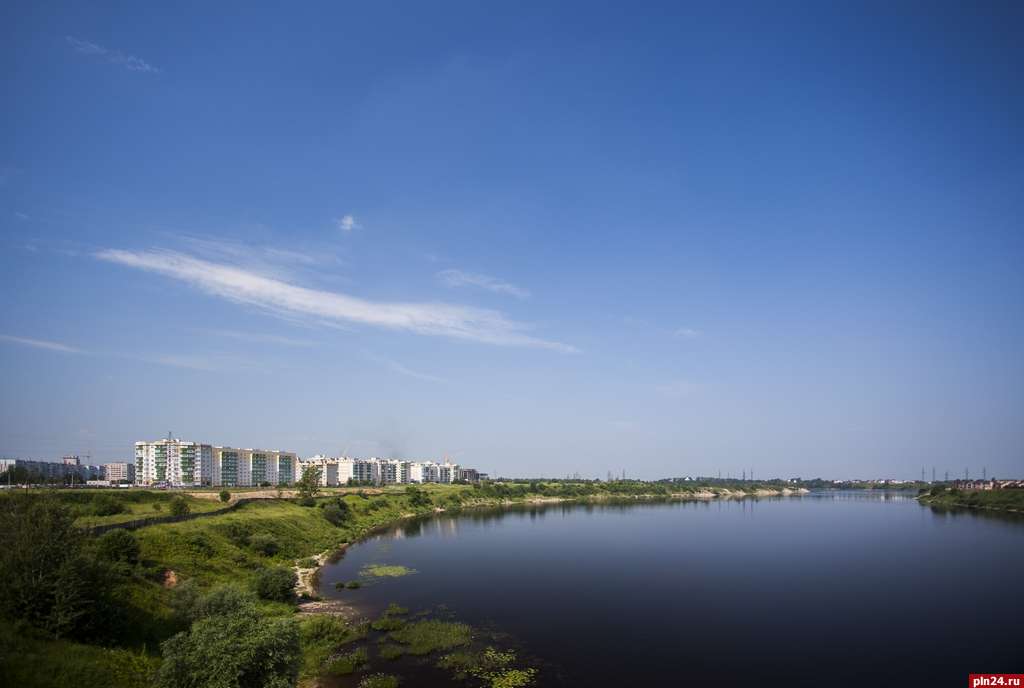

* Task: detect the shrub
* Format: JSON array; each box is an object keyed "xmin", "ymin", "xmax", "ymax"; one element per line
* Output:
[
  {"xmin": 405, "ymin": 486, "xmax": 432, "ymax": 509},
  {"xmin": 194, "ymin": 585, "xmax": 258, "ymax": 621},
  {"xmin": 96, "ymin": 529, "xmax": 140, "ymax": 566},
  {"xmin": 218, "ymin": 490, "xmax": 231, "ymax": 503},
  {"xmin": 157, "ymin": 608, "xmax": 300, "ymax": 688},
  {"xmin": 298, "ymin": 496, "xmax": 316, "ymax": 507},
  {"xmin": 91, "ymin": 495, "xmax": 125, "ymax": 516},
  {"xmin": 322, "ymin": 501, "xmax": 350, "ymax": 527},
  {"xmin": 298, "ymin": 557, "xmax": 318, "ymax": 569},
  {"xmin": 345, "ymin": 580, "xmax": 361, "ymax": 589},
  {"xmin": 253, "ymin": 566, "xmax": 296, "ymax": 602},
  {"xmin": 219, "ymin": 522, "xmax": 252, "ymax": 547},
  {"xmin": 249, "ymin": 533, "xmax": 280, "ymax": 557},
  {"xmin": 169, "ymin": 497, "xmax": 190, "ymax": 517}
]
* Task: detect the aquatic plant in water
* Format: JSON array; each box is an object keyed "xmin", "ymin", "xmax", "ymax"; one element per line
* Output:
[
  {"xmin": 360, "ymin": 564, "xmax": 417, "ymax": 578},
  {"xmin": 358, "ymin": 674, "xmax": 400, "ymax": 688},
  {"xmin": 388, "ymin": 619, "xmax": 472, "ymax": 655}
]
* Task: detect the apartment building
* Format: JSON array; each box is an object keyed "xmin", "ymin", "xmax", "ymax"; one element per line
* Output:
[
  {"xmin": 294, "ymin": 456, "xmax": 470, "ymax": 487},
  {"xmin": 103, "ymin": 462, "xmax": 135, "ymax": 483},
  {"xmin": 134, "ymin": 438, "xmax": 297, "ymax": 487}
]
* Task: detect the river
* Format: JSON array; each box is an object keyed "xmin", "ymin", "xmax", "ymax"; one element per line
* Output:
[{"xmin": 318, "ymin": 491, "xmax": 1024, "ymax": 686}]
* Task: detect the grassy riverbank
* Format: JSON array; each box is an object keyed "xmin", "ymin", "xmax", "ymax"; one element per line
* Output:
[
  {"xmin": 0, "ymin": 481, "xmax": 805, "ymax": 688},
  {"xmin": 917, "ymin": 486, "xmax": 1024, "ymax": 513}
]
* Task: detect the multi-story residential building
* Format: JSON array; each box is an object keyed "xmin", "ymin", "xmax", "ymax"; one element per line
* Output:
[
  {"xmin": 380, "ymin": 459, "xmax": 403, "ymax": 485},
  {"xmin": 437, "ymin": 462, "xmax": 458, "ymax": 484},
  {"xmin": 135, "ymin": 438, "xmax": 297, "ymax": 487},
  {"xmin": 0, "ymin": 458, "xmax": 102, "ymax": 483},
  {"xmin": 135, "ymin": 439, "xmax": 213, "ymax": 486},
  {"xmin": 457, "ymin": 468, "xmax": 480, "ymax": 483},
  {"xmin": 294, "ymin": 455, "xmax": 481, "ymax": 487},
  {"xmin": 103, "ymin": 462, "xmax": 135, "ymax": 483},
  {"xmin": 352, "ymin": 458, "xmax": 380, "ymax": 485}
]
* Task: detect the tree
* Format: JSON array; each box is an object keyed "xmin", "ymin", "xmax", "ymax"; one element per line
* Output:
[
  {"xmin": 253, "ymin": 566, "xmax": 296, "ymax": 602},
  {"xmin": 296, "ymin": 466, "xmax": 322, "ymax": 501},
  {"xmin": 157, "ymin": 603, "xmax": 300, "ymax": 688},
  {"xmin": 0, "ymin": 494, "xmax": 118, "ymax": 640},
  {"xmin": 219, "ymin": 490, "xmax": 231, "ymax": 503}
]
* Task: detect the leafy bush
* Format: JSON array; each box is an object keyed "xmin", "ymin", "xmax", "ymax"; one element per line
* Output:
[
  {"xmin": 194, "ymin": 586, "xmax": 258, "ymax": 621},
  {"xmin": 345, "ymin": 580, "xmax": 361, "ymax": 589},
  {"xmin": 169, "ymin": 497, "xmax": 190, "ymax": 517},
  {"xmin": 405, "ymin": 486, "xmax": 432, "ymax": 508},
  {"xmin": 298, "ymin": 557, "xmax": 318, "ymax": 568},
  {"xmin": 95, "ymin": 529, "xmax": 140, "ymax": 566},
  {"xmin": 249, "ymin": 533, "xmax": 280, "ymax": 557},
  {"xmin": 91, "ymin": 495, "xmax": 125, "ymax": 516},
  {"xmin": 219, "ymin": 522, "xmax": 252, "ymax": 547},
  {"xmin": 218, "ymin": 490, "xmax": 231, "ymax": 503},
  {"xmin": 253, "ymin": 566, "xmax": 296, "ymax": 602},
  {"xmin": 156, "ymin": 606, "xmax": 300, "ymax": 688},
  {"xmin": 322, "ymin": 500, "xmax": 350, "ymax": 527}
]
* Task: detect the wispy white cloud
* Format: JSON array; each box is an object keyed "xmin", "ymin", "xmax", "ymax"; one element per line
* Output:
[
  {"xmin": 367, "ymin": 353, "xmax": 447, "ymax": 383},
  {"xmin": 204, "ymin": 329, "xmax": 315, "ymax": 348},
  {"xmin": 337, "ymin": 215, "xmax": 360, "ymax": 232},
  {"xmin": 14, "ymin": 212, "xmax": 29, "ymax": 220},
  {"xmin": 66, "ymin": 36, "xmax": 158, "ymax": 73},
  {"xmin": 673, "ymin": 327, "xmax": 701, "ymax": 340},
  {"xmin": 173, "ymin": 235, "xmax": 343, "ymax": 282},
  {"xmin": 436, "ymin": 269, "xmax": 531, "ymax": 300},
  {"xmin": 0, "ymin": 334, "xmax": 82, "ymax": 354},
  {"xmin": 96, "ymin": 248, "xmax": 576, "ymax": 352}
]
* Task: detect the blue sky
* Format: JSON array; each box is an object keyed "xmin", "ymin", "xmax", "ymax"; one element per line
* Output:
[{"xmin": 2, "ymin": 2, "xmax": 1022, "ymax": 479}]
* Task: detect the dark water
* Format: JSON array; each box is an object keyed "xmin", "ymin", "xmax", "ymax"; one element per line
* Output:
[{"xmin": 319, "ymin": 493, "xmax": 1024, "ymax": 687}]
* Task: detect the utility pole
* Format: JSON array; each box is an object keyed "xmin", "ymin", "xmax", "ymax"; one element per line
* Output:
[
  {"xmin": 965, "ymin": 467, "xmax": 969, "ymax": 480},
  {"xmin": 932, "ymin": 467, "xmax": 936, "ymax": 483},
  {"xmin": 983, "ymin": 467, "xmax": 987, "ymax": 480},
  {"xmin": 742, "ymin": 469, "xmax": 746, "ymax": 481},
  {"xmin": 945, "ymin": 470, "xmax": 949, "ymax": 482},
  {"xmin": 921, "ymin": 467, "xmax": 925, "ymax": 483}
]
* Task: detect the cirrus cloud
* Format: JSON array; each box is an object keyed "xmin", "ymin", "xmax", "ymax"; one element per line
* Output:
[{"xmin": 96, "ymin": 248, "xmax": 576, "ymax": 353}]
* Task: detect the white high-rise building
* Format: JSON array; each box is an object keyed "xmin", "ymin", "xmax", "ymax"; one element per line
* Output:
[{"xmin": 134, "ymin": 438, "xmax": 297, "ymax": 487}]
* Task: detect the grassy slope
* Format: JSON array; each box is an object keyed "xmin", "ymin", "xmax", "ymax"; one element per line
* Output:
[
  {"xmin": 3, "ymin": 482, "xmax": 772, "ymax": 687},
  {"xmin": 918, "ymin": 488, "xmax": 1024, "ymax": 512},
  {"xmin": 0, "ymin": 624, "xmax": 159, "ymax": 688}
]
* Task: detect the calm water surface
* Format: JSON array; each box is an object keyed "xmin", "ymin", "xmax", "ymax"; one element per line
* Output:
[{"xmin": 319, "ymin": 493, "xmax": 1024, "ymax": 687}]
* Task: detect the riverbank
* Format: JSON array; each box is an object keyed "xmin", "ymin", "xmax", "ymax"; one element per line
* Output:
[
  {"xmin": 917, "ymin": 487, "xmax": 1024, "ymax": 513},
  {"xmin": 0, "ymin": 482, "xmax": 810, "ymax": 688}
]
